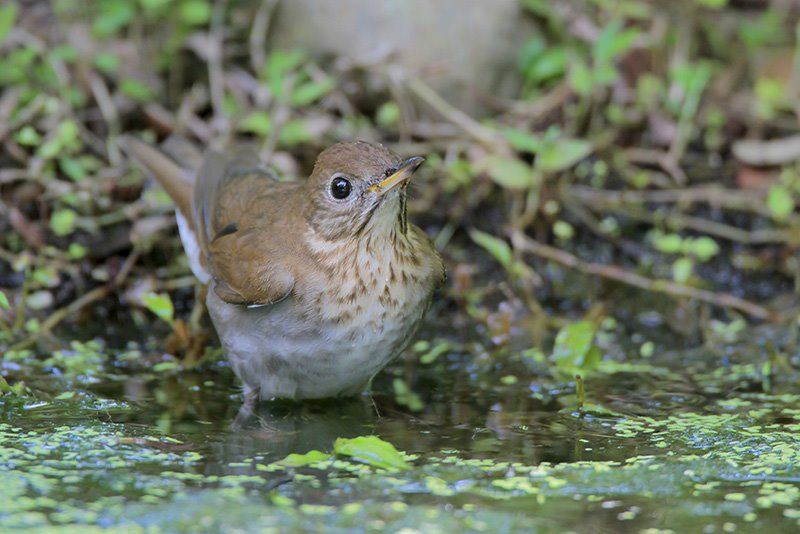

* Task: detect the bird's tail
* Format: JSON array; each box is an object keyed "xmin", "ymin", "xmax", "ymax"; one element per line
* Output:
[{"xmin": 120, "ymin": 135, "xmax": 195, "ymax": 218}]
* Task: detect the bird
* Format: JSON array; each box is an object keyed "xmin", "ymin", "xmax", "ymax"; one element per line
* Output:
[{"xmin": 123, "ymin": 136, "xmax": 445, "ymax": 402}]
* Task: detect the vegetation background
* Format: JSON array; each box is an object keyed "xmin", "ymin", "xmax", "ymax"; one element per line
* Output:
[{"xmin": 2, "ymin": 0, "xmax": 799, "ymax": 375}]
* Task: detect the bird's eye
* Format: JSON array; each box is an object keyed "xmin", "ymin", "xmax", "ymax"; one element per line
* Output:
[{"xmin": 330, "ymin": 176, "xmax": 352, "ymax": 199}]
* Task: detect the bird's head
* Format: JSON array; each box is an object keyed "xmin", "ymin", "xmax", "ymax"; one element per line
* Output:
[{"xmin": 304, "ymin": 140, "xmax": 424, "ymax": 241}]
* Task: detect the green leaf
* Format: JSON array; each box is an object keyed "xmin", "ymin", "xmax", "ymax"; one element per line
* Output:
[
  {"xmin": 264, "ymin": 50, "xmax": 306, "ymax": 95},
  {"xmin": 767, "ymin": 184, "xmax": 794, "ymax": 221},
  {"xmin": 583, "ymin": 345, "xmax": 602, "ymax": 370},
  {"xmin": 333, "ymin": 436, "xmax": 410, "ymax": 471},
  {"xmin": 501, "ymin": 128, "xmax": 543, "ymax": 153},
  {"xmin": 469, "ymin": 229, "xmax": 512, "ymax": 270},
  {"xmin": 140, "ymin": 0, "xmax": 172, "ymax": 13},
  {"xmin": 0, "ymin": 375, "xmax": 20, "ymax": 395},
  {"xmin": 569, "ymin": 60, "xmax": 594, "ymax": 97},
  {"xmin": 290, "ymin": 78, "xmax": 335, "ymax": 107},
  {"xmin": 92, "ymin": 0, "xmax": 134, "ymax": 37},
  {"xmin": 152, "ymin": 361, "xmax": 180, "ymax": 373},
  {"xmin": 120, "ymin": 79, "xmax": 155, "ymax": 103},
  {"xmin": 50, "ymin": 45, "xmax": 78, "ymax": 63},
  {"xmin": 0, "ymin": 3, "xmax": 18, "ymax": 42},
  {"xmin": 142, "ymin": 292, "xmax": 174, "ymax": 324},
  {"xmin": 651, "ymin": 232, "xmax": 683, "ymax": 254},
  {"xmin": 594, "ymin": 20, "xmax": 639, "ymax": 66},
  {"xmin": 376, "ymin": 102, "xmax": 400, "ymax": 129},
  {"xmin": 239, "ymin": 111, "xmax": 273, "ymax": 136},
  {"xmin": 552, "ymin": 321, "xmax": 599, "ymax": 372},
  {"xmin": 393, "ymin": 378, "xmax": 424, "ymax": 412},
  {"xmin": 636, "ymin": 74, "xmax": 664, "ymax": 107},
  {"xmin": 278, "ymin": 119, "xmax": 314, "ymax": 146},
  {"xmin": 418, "ymin": 340, "xmax": 451, "ymax": 365},
  {"xmin": 276, "ymin": 450, "xmax": 330, "ymax": 467},
  {"xmin": 15, "ymin": 126, "xmax": 41, "ymax": 146},
  {"xmin": 38, "ymin": 140, "xmax": 60, "ymax": 160},
  {"xmin": 32, "ymin": 266, "xmax": 59, "ymax": 287},
  {"xmin": 56, "ymin": 120, "xmax": 79, "ymax": 147},
  {"xmin": 672, "ymin": 257, "xmax": 694, "ymax": 284},
  {"xmin": 685, "ymin": 236, "xmax": 719, "ymax": 262},
  {"xmin": 0, "ymin": 290, "xmax": 9, "ymax": 310},
  {"xmin": 524, "ymin": 47, "xmax": 568, "ymax": 85},
  {"xmin": 67, "ymin": 243, "xmax": 88, "ymax": 260},
  {"xmin": 50, "ymin": 209, "xmax": 77, "ymax": 236},
  {"xmin": 180, "ymin": 0, "xmax": 212, "ymax": 26},
  {"xmin": 480, "ymin": 155, "xmax": 533, "ymax": 189},
  {"xmin": 59, "ymin": 157, "xmax": 87, "ymax": 182},
  {"xmin": 553, "ymin": 220, "xmax": 574, "ymax": 240},
  {"xmin": 94, "ymin": 52, "xmax": 120, "ymax": 74},
  {"xmin": 535, "ymin": 138, "xmax": 592, "ymax": 173},
  {"xmin": 755, "ymin": 77, "xmax": 785, "ymax": 120}
]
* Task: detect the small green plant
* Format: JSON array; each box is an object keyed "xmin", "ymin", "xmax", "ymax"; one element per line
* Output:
[
  {"xmin": 393, "ymin": 378, "xmax": 424, "ymax": 412},
  {"xmin": 45, "ymin": 340, "xmax": 108, "ymax": 379},
  {"xmin": 519, "ymin": 38, "xmax": 568, "ymax": 95},
  {"xmin": 575, "ymin": 374, "xmax": 585, "ymax": 410},
  {"xmin": 0, "ymin": 375, "xmax": 27, "ymax": 396},
  {"xmin": 142, "ymin": 292, "xmax": 175, "ymax": 325},
  {"xmin": 648, "ymin": 230, "xmax": 721, "ymax": 284},
  {"xmin": 551, "ymin": 320, "xmax": 601, "ymax": 379},
  {"xmin": 569, "ymin": 20, "xmax": 640, "ymax": 97},
  {"xmin": 468, "ymin": 229, "xmax": 534, "ymax": 282}
]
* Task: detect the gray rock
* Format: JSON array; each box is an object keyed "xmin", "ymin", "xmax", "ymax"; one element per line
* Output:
[{"xmin": 270, "ymin": 0, "xmax": 535, "ymax": 117}]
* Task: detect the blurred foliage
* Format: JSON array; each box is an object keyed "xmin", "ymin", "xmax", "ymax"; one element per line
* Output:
[{"xmin": 0, "ymin": 0, "xmax": 799, "ymax": 387}]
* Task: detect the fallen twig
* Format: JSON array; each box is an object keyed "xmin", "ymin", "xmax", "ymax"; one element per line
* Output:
[
  {"xmin": 505, "ymin": 82, "xmax": 573, "ymax": 122},
  {"xmin": 568, "ymin": 185, "xmax": 777, "ymax": 216},
  {"xmin": 406, "ymin": 77, "xmax": 504, "ymax": 149},
  {"xmin": 625, "ymin": 148, "xmax": 688, "ymax": 185},
  {"xmin": 1, "ymin": 201, "xmax": 45, "ymax": 248},
  {"xmin": 733, "ymin": 135, "xmax": 800, "ymax": 166},
  {"xmin": 570, "ymin": 199, "xmax": 796, "ymax": 245},
  {"xmin": 511, "ymin": 231, "xmax": 775, "ymax": 321}
]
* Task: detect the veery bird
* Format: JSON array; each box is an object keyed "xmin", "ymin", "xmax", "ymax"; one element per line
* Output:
[{"xmin": 124, "ymin": 137, "xmax": 445, "ymax": 400}]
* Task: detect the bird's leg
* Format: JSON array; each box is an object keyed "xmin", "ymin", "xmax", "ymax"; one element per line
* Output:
[
  {"xmin": 175, "ymin": 283, "xmax": 208, "ymax": 366},
  {"xmin": 230, "ymin": 387, "xmax": 259, "ymax": 431},
  {"xmin": 367, "ymin": 391, "xmax": 381, "ymax": 418},
  {"xmin": 189, "ymin": 283, "xmax": 208, "ymax": 332}
]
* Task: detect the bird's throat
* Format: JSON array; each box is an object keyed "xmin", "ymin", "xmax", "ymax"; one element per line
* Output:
[{"xmin": 398, "ymin": 188, "xmax": 408, "ymax": 235}]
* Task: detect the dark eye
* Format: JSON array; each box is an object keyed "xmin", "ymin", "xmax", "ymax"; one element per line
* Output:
[{"xmin": 330, "ymin": 176, "xmax": 352, "ymax": 199}]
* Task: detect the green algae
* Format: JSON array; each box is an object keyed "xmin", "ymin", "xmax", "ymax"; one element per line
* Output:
[
  {"xmin": 274, "ymin": 450, "xmax": 330, "ymax": 468},
  {"xmin": 2, "ymin": 339, "xmax": 800, "ymax": 532}
]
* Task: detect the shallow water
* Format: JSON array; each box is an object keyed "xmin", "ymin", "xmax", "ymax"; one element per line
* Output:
[{"xmin": 1, "ymin": 319, "xmax": 800, "ymax": 533}]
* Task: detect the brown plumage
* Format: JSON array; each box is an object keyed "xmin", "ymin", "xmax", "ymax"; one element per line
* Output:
[{"xmin": 124, "ymin": 136, "xmax": 444, "ymax": 400}]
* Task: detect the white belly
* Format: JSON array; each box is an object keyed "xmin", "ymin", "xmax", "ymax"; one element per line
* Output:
[{"xmin": 206, "ymin": 286, "xmax": 428, "ymax": 399}]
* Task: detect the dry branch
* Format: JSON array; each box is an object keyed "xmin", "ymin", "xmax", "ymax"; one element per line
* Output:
[{"xmin": 511, "ymin": 231, "xmax": 775, "ymax": 321}]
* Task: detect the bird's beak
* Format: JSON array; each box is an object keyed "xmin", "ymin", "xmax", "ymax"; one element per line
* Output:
[{"xmin": 370, "ymin": 156, "xmax": 425, "ymax": 194}]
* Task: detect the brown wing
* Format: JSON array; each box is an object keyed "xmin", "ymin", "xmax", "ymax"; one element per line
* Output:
[{"xmin": 193, "ymin": 150, "xmax": 297, "ymax": 306}]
